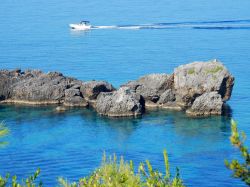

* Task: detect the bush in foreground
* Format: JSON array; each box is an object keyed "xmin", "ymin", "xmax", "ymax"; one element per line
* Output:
[
  {"xmin": 0, "ymin": 169, "xmax": 42, "ymax": 187},
  {"xmin": 225, "ymin": 120, "xmax": 250, "ymax": 185},
  {"xmin": 58, "ymin": 150, "xmax": 185, "ymax": 187}
]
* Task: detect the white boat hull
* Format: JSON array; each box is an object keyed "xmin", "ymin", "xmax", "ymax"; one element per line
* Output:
[{"xmin": 69, "ymin": 24, "xmax": 91, "ymax": 30}]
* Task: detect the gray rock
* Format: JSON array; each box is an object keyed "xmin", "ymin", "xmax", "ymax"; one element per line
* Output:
[
  {"xmin": 64, "ymin": 89, "xmax": 88, "ymax": 107},
  {"xmin": 96, "ymin": 87, "xmax": 144, "ymax": 117},
  {"xmin": 0, "ymin": 59, "xmax": 234, "ymax": 117},
  {"xmin": 9, "ymin": 72, "xmax": 68, "ymax": 104},
  {"xmin": 0, "ymin": 70, "xmax": 88, "ymax": 106},
  {"xmin": 80, "ymin": 81, "xmax": 115, "ymax": 101},
  {"xmin": 174, "ymin": 60, "xmax": 234, "ymax": 107},
  {"xmin": 156, "ymin": 89, "xmax": 181, "ymax": 110},
  {"xmin": 123, "ymin": 74, "xmax": 174, "ymax": 105},
  {"xmin": 157, "ymin": 89, "xmax": 176, "ymax": 104},
  {"xmin": 186, "ymin": 92, "xmax": 223, "ymax": 116},
  {"xmin": 0, "ymin": 69, "xmax": 23, "ymax": 100}
]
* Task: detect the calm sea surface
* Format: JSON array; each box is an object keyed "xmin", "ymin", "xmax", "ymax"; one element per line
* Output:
[{"xmin": 1, "ymin": 0, "xmax": 250, "ymax": 186}]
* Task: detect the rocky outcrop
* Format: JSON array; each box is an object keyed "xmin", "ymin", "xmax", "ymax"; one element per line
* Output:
[
  {"xmin": 80, "ymin": 81, "xmax": 115, "ymax": 105},
  {"xmin": 186, "ymin": 92, "xmax": 223, "ymax": 116},
  {"xmin": 122, "ymin": 74, "xmax": 175, "ymax": 107},
  {"xmin": 0, "ymin": 70, "xmax": 109, "ymax": 107},
  {"xmin": 157, "ymin": 89, "xmax": 181, "ymax": 110},
  {"xmin": 9, "ymin": 71, "xmax": 69, "ymax": 104},
  {"xmin": 64, "ymin": 88, "xmax": 88, "ymax": 107},
  {"xmin": 0, "ymin": 59, "xmax": 234, "ymax": 117},
  {"xmin": 121, "ymin": 60, "xmax": 234, "ymax": 116},
  {"xmin": 96, "ymin": 87, "xmax": 144, "ymax": 117},
  {"xmin": 174, "ymin": 60, "xmax": 234, "ymax": 108},
  {"xmin": 0, "ymin": 69, "xmax": 23, "ymax": 100}
]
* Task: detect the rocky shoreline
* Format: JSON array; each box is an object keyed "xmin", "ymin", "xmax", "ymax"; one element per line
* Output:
[{"xmin": 0, "ymin": 60, "xmax": 234, "ymax": 117}]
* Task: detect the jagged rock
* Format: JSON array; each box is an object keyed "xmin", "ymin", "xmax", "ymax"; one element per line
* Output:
[
  {"xmin": 0, "ymin": 59, "xmax": 234, "ymax": 117},
  {"xmin": 0, "ymin": 70, "xmax": 88, "ymax": 106},
  {"xmin": 9, "ymin": 71, "xmax": 69, "ymax": 104},
  {"xmin": 96, "ymin": 87, "xmax": 144, "ymax": 117},
  {"xmin": 64, "ymin": 89, "xmax": 88, "ymax": 107},
  {"xmin": 157, "ymin": 89, "xmax": 175, "ymax": 104},
  {"xmin": 0, "ymin": 69, "xmax": 23, "ymax": 100},
  {"xmin": 174, "ymin": 60, "xmax": 234, "ymax": 107},
  {"xmin": 80, "ymin": 81, "xmax": 115, "ymax": 102},
  {"xmin": 157, "ymin": 89, "xmax": 181, "ymax": 110},
  {"xmin": 123, "ymin": 74, "xmax": 174, "ymax": 106},
  {"xmin": 186, "ymin": 92, "xmax": 223, "ymax": 116}
]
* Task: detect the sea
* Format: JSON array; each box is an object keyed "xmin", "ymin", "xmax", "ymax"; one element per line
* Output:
[{"xmin": 0, "ymin": 0, "xmax": 250, "ymax": 186}]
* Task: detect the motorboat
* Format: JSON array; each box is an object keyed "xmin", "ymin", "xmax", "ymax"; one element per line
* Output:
[{"xmin": 69, "ymin": 21, "xmax": 91, "ymax": 30}]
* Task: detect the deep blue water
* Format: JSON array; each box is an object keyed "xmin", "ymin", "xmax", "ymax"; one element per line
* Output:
[{"xmin": 0, "ymin": 0, "xmax": 250, "ymax": 186}]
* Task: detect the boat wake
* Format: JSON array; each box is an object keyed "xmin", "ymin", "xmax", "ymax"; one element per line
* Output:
[{"xmin": 91, "ymin": 19, "xmax": 250, "ymax": 30}]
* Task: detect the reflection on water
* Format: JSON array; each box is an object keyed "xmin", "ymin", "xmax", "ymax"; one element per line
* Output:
[
  {"xmin": 0, "ymin": 104, "xmax": 231, "ymax": 139},
  {"xmin": 0, "ymin": 104, "xmax": 237, "ymax": 186}
]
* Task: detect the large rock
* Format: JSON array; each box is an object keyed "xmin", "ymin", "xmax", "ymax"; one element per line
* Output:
[
  {"xmin": 80, "ymin": 81, "xmax": 115, "ymax": 102},
  {"xmin": 174, "ymin": 60, "xmax": 234, "ymax": 107},
  {"xmin": 186, "ymin": 92, "xmax": 223, "ymax": 116},
  {"xmin": 96, "ymin": 87, "xmax": 144, "ymax": 117},
  {"xmin": 0, "ymin": 70, "xmax": 87, "ymax": 106},
  {"xmin": 0, "ymin": 59, "xmax": 234, "ymax": 117},
  {"xmin": 123, "ymin": 74, "xmax": 174, "ymax": 106},
  {"xmin": 157, "ymin": 89, "xmax": 181, "ymax": 110},
  {"xmin": 0, "ymin": 69, "xmax": 22, "ymax": 100},
  {"xmin": 64, "ymin": 89, "xmax": 88, "ymax": 107},
  {"xmin": 9, "ymin": 71, "xmax": 69, "ymax": 104}
]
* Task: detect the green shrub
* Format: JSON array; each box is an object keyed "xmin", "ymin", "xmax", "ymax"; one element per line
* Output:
[
  {"xmin": 58, "ymin": 150, "xmax": 185, "ymax": 187},
  {"xmin": 0, "ymin": 122, "xmax": 9, "ymax": 147},
  {"xmin": 225, "ymin": 120, "xmax": 250, "ymax": 185},
  {"xmin": 187, "ymin": 68, "xmax": 195, "ymax": 75},
  {"xmin": 205, "ymin": 66, "xmax": 223, "ymax": 74},
  {"xmin": 0, "ymin": 169, "xmax": 42, "ymax": 187}
]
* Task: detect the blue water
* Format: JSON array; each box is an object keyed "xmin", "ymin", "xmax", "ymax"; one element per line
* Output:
[{"xmin": 0, "ymin": 0, "xmax": 250, "ymax": 186}]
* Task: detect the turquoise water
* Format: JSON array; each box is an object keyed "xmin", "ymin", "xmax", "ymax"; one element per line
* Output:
[{"xmin": 0, "ymin": 0, "xmax": 250, "ymax": 186}]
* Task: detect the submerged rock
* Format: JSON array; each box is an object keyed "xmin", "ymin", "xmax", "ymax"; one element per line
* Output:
[
  {"xmin": 96, "ymin": 87, "xmax": 144, "ymax": 117},
  {"xmin": 55, "ymin": 106, "xmax": 67, "ymax": 112},
  {"xmin": 174, "ymin": 60, "xmax": 234, "ymax": 107},
  {"xmin": 186, "ymin": 92, "xmax": 223, "ymax": 116}
]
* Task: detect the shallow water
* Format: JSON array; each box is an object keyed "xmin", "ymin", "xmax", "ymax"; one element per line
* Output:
[{"xmin": 0, "ymin": 0, "xmax": 250, "ymax": 186}]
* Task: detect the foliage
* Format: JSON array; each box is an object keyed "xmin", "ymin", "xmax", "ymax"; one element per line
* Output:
[
  {"xmin": 0, "ymin": 122, "xmax": 9, "ymax": 147},
  {"xmin": 58, "ymin": 150, "xmax": 185, "ymax": 187},
  {"xmin": 205, "ymin": 66, "xmax": 223, "ymax": 74},
  {"xmin": 0, "ymin": 169, "xmax": 42, "ymax": 187},
  {"xmin": 225, "ymin": 120, "xmax": 250, "ymax": 185},
  {"xmin": 187, "ymin": 68, "xmax": 195, "ymax": 75}
]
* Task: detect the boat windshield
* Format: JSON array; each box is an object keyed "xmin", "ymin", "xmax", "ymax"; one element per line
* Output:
[{"xmin": 80, "ymin": 21, "xmax": 90, "ymax": 25}]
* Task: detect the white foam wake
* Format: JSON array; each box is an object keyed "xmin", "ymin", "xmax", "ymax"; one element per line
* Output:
[
  {"xmin": 72, "ymin": 20, "xmax": 250, "ymax": 31},
  {"xmin": 92, "ymin": 23, "xmax": 250, "ymax": 30}
]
